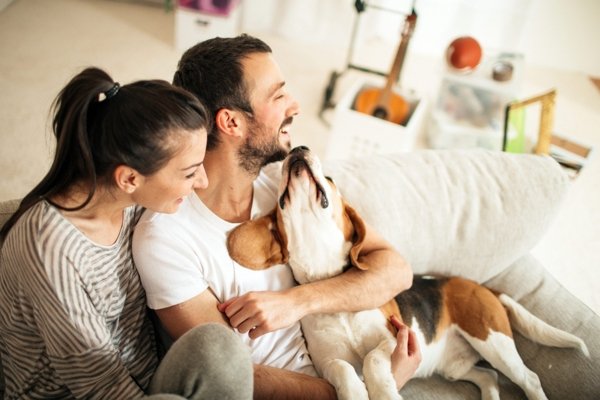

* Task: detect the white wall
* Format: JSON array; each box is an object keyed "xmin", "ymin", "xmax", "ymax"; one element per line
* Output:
[
  {"xmin": 241, "ymin": 0, "xmax": 600, "ymax": 76},
  {"xmin": 519, "ymin": 0, "xmax": 600, "ymax": 75}
]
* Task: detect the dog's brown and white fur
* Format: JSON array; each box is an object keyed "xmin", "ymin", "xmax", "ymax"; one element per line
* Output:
[{"xmin": 227, "ymin": 146, "xmax": 589, "ymax": 400}]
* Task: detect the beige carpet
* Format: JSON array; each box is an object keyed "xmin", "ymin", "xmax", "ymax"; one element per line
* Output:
[{"xmin": 1, "ymin": 0, "xmax": 599, "ymax": 316}]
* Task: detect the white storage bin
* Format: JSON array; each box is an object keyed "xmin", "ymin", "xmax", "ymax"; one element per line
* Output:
[
  {"xmin": 325, "ymin": 78, "xmax": 427, "ymax": 161},
  {"xmin": 175, "ymin": 3, "xmax": 242, "ymax": 51}
]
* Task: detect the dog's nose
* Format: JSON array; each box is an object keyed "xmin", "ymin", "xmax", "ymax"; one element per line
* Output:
[{"xmin": 291, "ymin": 145, "xmax": 310, "ymax": 153}]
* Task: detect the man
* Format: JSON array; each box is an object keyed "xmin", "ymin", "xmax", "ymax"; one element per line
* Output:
[{"xmin": 133, "ymin": 34, "xmax": 420, "ymax": 399}]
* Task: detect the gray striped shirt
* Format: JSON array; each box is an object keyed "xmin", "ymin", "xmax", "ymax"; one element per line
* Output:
[{"xmin": 0, "ymin": 201, "xmax": 158, "ymax": 399}]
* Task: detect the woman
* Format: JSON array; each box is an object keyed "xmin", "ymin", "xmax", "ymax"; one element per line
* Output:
[{"xmin": 0, "ymin": 67, "xmax": 252, "ymax": 399}]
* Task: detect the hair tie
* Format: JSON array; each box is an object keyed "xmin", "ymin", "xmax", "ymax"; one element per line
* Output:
[{"xmin": 99, "ymin": 82, "xmax": 120, "ymax": 102}]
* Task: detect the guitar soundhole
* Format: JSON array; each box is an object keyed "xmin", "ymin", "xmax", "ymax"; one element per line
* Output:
[{"xmin": 372, "ymin": 107, "xmax": 388, "ymax": 120}]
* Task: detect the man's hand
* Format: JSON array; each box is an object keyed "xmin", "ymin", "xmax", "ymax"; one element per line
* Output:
[
  {"xmin": 218, "ymin": 290, "xmax": 304, "ymax": 339},
  {"xmin": 390, "ymin": 315, "xmax": 422, "ymax": 390}
]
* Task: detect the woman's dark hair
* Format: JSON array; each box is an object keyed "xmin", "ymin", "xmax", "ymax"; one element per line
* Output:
[
  {"xmin": 0, "ymin": 67, "xmax": 209, "ymax": 241},
  {"xmin": 173, "ymin": 34, "xmax": 272, "ymax": 150}
]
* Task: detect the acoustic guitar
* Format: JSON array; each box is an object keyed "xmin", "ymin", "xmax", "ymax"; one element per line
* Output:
[{"xmin": 353, "ymin": 8, "xmax": 417, "ymax": 125}]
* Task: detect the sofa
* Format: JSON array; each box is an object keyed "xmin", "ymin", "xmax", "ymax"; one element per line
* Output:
[{"xmin": 1, "ymin": 149, "xmax": 599, "ymax": 398}]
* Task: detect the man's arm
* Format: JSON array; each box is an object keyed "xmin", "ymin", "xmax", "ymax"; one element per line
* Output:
[
  {"xmin": 156, "ymin": 290, "xmax": 337, "ymax": 400},
  {"xmin": 220, "ymin": 221, "xmax": 412, "ymax": 338},
  {"xmin": 254, "ymin": 364, "xmax": 336, "ymax": 400},
  {"xmin": 297, "ymin": 222, "xmax": 412, "ymax": 314},
  {"xmin": 155, "ymin": 289, "xmax": 229, "ymax": 339}
]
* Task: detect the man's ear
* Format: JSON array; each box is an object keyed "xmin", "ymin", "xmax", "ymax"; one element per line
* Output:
[
  {"xmin": 215, "ymin": 108, "xmax": 244, "ymax": 139},
  {"xmin": 344, "ymin": 201, "xmax": 368, "ymax": 271},
  {"xmin": 113, "ymin": 165, "xmax": 141, "ymax": 194},
  {"xmin": 227, "ymin": 209, "xmax": 288, "ymax": 270}
]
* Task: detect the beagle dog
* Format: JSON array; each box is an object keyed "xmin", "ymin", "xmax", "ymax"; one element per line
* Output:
[{"xmin": 227, "ymin": 146, "xmax": 588, "ymax": 400}]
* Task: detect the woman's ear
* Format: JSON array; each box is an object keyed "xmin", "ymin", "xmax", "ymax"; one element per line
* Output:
[
  {"xmin": 113, "ymin": 165, "xmax": 141, "ymax": 194},
  {"xmin": 215, "ymin": 108, "xmax": 244, "ymax": 139}
]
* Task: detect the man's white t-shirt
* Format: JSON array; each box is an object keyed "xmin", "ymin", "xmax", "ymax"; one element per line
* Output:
[{"xmin": 132, "ymin": 163, "xmax": 315, "ymax": 375}]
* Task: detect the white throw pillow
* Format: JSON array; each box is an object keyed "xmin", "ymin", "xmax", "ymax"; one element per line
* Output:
[{"xmin": 322, "ymin": 149, "xmax": 569, "ymax": 282}]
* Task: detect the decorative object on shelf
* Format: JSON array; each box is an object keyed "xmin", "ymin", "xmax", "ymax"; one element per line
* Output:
[
  {"xmin": 445, "ymin": 36, "xmax": 482, "ymax": 72},
  {"xmin": 352, "ymin": 7, "xmax": 417, "ymax": 125},
  {"xmin": 492, "ymin": 60, "xmax": 514, "ymax": 82}
]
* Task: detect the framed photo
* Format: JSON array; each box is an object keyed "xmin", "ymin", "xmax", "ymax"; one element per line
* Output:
[{"xmin": 502, "ymin": 89, "xmax": 555, "ymax": 155}]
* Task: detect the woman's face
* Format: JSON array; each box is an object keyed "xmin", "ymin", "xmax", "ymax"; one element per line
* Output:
[{"xmin": 134, "ymin": 128, "xmax": 208, "ymax": 214}]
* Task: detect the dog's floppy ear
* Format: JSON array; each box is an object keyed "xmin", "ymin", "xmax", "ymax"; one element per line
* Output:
[
  {"xmin": 343, "ymin": 201, "xmax": 368, "ymax": 271},
  {"xmin": 227, "ymin": 209, "xmax": 288, "ymax": 270}
]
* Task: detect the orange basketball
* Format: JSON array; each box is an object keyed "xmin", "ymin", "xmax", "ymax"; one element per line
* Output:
[{"xmin": 446, "ymin": 36, "xmax": 482, "ymax": 72}]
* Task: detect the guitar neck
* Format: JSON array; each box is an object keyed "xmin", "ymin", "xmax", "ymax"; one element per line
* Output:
[
  {"xmin": 376, "ymin": 9, "xmax": 417, "ymax": 106},
  {"xmin": 382, "ymin": 40, "xmax": 410, "ymax": 93}
]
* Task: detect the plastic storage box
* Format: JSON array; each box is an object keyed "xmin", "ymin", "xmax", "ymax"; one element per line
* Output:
[{"xmin": 427, "ymin": 52, "xmax": 523, "ymax": 151}]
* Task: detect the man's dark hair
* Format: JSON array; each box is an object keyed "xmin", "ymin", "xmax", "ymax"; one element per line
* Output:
[{"xmin": 173, "ymin": 34, "xmax": 272, "ymax": 150}]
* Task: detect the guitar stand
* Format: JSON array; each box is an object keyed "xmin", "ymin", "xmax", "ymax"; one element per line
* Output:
[{"xmin": 318, "ymin": 0, "xmax": 408, "ymax": 125}]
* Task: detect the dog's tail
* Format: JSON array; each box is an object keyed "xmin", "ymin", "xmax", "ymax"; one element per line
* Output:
[{"xmin": 499, "ymin": 294, "xmax": 589, "ymax": 357}]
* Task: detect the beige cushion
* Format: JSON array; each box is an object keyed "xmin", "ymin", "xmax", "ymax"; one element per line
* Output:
[
  {"xmin": 0, "ymin": 199, "xmax": 19, "ymax": 230},
  {"xmin": 323, "ymin": 149, "xmax": 569, "ymax": 283}
]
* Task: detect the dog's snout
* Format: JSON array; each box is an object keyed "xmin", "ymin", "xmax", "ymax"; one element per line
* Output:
[{"xmin": 291, "ymin": 145, "xmax": 310, "ymax": 154}]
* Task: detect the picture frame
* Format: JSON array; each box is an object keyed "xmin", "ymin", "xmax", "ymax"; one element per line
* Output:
[
  {"xmin": 502, "ymin": 89, "xmax": 556, "ymax": 155},
  {"xmin": 503, "ymin": 89, "xmax": 593, "ymax": 178}
]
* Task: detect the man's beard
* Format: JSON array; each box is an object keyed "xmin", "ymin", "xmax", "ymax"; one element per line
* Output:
[{"xmin": 237, "ymin": 116, "xmax": 292, "ymax": 175}]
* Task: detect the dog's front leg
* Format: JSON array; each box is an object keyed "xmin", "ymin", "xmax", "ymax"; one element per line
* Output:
[
  {"xmin": 321, "ymin": 358, "xmax": 369, "ymax": 400},
  {"xmin": 363, "ymin": 339, "xmax": 403, "ymax": 400}
]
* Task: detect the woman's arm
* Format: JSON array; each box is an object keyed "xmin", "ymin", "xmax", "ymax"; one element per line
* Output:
[{"xmin": 26, "ymin": 260, "xmax": 147, "ymax": 399}]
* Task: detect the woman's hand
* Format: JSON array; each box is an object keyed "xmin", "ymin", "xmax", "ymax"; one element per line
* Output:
[{"xmin": 390, "ymin": 315, "xmax": 422, "ymax": 390}]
